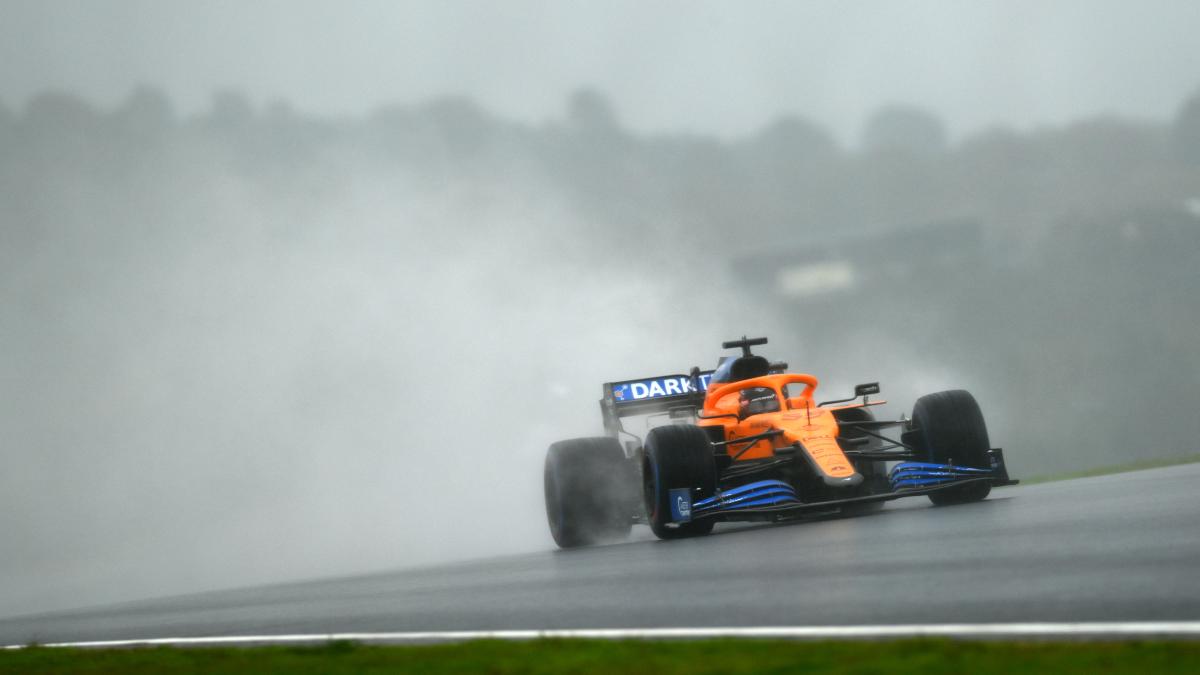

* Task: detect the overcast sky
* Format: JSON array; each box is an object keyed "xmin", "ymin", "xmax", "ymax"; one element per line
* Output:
[{"xmin": 3, "ymin": 0, "xmax": 1200, "ymax": 142}]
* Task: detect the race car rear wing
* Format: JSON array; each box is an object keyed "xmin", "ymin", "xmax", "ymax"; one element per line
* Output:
[{"xmin": 600, "ymin": 370, "xmax": 715, "ymax": 436}]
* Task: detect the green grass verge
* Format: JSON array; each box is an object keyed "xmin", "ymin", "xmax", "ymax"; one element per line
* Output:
[
  {"xmin": 1022, "ymin": 452, "xmax": 1200, "ymax": 485},
  {"xmin": 3, "ymin": 639, "xmax": 1200, "ymax": 675}
]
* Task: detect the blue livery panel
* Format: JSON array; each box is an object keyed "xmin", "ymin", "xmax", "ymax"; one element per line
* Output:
[
  {"xmin": 669, "ymin": 488, "xmax": 693, "ymax": 523},
  {"xmin": 692, "ymin": 480, "xmax": 801, "ymax": 515},
  {"xmin": 611, "ymin": 372, "xmax": 714, "ymax": 404},
  {"xmin": 888, "ymin": 461, "xmax": 993, "ymax": 489}
]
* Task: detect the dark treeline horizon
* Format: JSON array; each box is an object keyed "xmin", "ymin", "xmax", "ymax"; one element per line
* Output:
[
  {"xmin": 6, "ymin": 82, "xmax": 1200, "ymax": 245},
  {"xmin": 3, "ymin": 82, "xmax": 1200, "ymax": 616}
]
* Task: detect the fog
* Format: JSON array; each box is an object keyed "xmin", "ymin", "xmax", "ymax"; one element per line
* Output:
[
  {"xmin": 5, "ymin": 1, "xmax": 1200, "ymax": 140},
  {"xmin": 3, "ymin": 1, "xmax": 1200, "ymax": 618}
]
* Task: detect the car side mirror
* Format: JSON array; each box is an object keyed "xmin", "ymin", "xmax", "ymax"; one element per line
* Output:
[
  {"xmin": 854, "ymin": 382, "xmax": 880, "ymax": 397},
  {"xmin": 816, "ymin": 382, "xmax": 881, "ymax": 408}
]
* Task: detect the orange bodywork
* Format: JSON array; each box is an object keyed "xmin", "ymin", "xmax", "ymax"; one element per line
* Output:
[{"xmin": 697, "ymin": 373, "xmax": 885, "ymax": 480}]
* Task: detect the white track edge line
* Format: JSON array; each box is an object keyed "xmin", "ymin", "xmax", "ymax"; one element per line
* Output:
[{"xmin": 6, "ymin": 622, "xmax": 1200, "ymax": 649}]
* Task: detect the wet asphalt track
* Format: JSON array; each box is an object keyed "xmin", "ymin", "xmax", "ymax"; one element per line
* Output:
[{"xmin": 2, "ymin": 464, "xmax": 1198, "ymax": 645}]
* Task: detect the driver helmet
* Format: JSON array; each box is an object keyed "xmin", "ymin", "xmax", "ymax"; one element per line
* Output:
[{"xmin": 738, "ymin": 386, "xmax": 780, "ymax": 417}]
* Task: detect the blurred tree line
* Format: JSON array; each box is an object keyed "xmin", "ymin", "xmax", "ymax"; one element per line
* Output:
[
  {"xmin": 2, "ymin": 84, "xmax": 1199, "ymax": 475},
  {"xmin": 5, "ymin": 84, "xmax": 1199, "ymax": 251}
]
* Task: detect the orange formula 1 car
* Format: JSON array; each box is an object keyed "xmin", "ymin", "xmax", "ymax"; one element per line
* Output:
[{"xmin": 543, "ymin": 336, "xmax": 1016, "ymax": 547}]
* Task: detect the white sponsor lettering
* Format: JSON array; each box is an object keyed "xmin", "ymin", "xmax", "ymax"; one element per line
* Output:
[
  {"xmin": 676, "ymin": 495, "xmax": 691, "ymax": 517},
  {"xmin": 621, "ymin": 374, "xmax": 714, "ymax": 401}
]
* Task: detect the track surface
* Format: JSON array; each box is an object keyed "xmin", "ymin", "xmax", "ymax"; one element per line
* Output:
[{"xmin": 3, "ymin": 465, "xmax": 1199, "ymax": 645}]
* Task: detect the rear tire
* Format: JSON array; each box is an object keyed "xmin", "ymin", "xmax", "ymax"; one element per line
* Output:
[
  {"xmin": 643, "ymin": 425, "xmax": 717, "ymax": 539},
  {"xmin": 909, "ymin": 389, "xmax": 992, "ymax": 505},
  {"xmin": 544, "ymin": 437, "xmax": 637, "ymax": 548}
]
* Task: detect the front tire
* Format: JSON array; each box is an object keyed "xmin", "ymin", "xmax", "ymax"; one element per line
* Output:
[
  {"xmin": 643, "ymin": 425, "xmax": 717, "ymax": 539},
  {"xmin": 544, "ymin": 437, "xmax": 637, "ymax": 548},
  {"xmin": 909, "ymin": 389, "xmax": 992, "ymax": 505}
]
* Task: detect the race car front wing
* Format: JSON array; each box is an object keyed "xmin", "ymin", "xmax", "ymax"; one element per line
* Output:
[{"xmin": 679, "ymin": 449, "xmax": 1017, "ymax": 524}]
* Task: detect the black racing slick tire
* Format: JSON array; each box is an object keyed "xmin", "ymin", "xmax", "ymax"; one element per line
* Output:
[
  {"xmin": 544, "ymin": 437, "xmax": 637, "ymax": 549},
  {"xmin": 909, "ymin": 389, "xmax": 992, "ymax": 505},
  {"xmin": 643, "ymin": 425, "xmax": 717, "ymax": 540}
]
